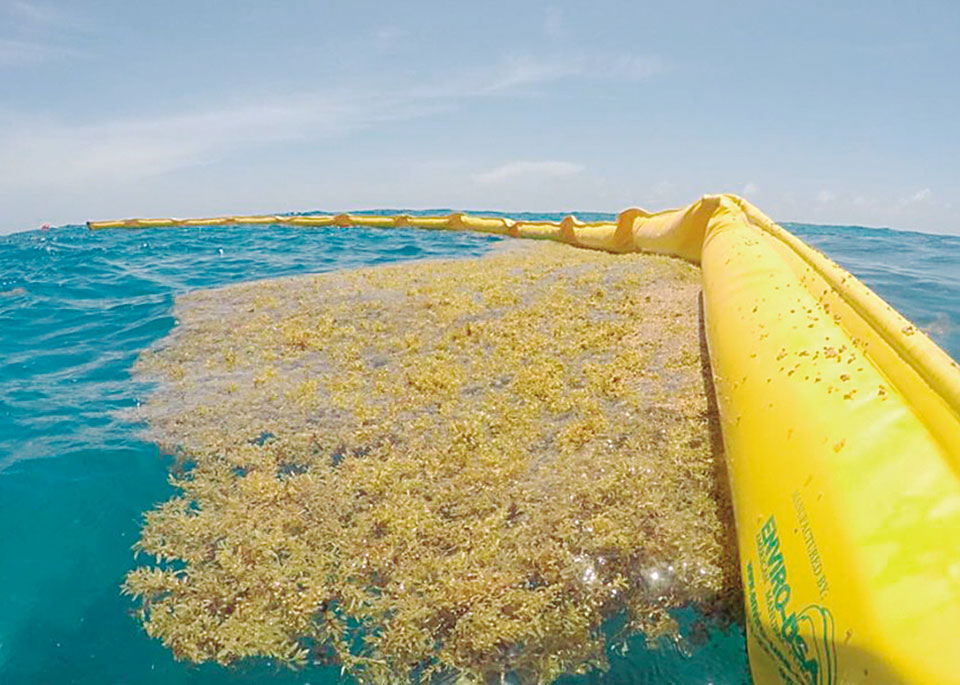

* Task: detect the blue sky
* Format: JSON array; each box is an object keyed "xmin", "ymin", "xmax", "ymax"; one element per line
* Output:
[{"xmin": 1, "ymin": 0, "xmax": 957, "ymax": 234}]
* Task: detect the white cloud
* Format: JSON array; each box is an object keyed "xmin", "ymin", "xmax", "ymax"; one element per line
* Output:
[
  {"xmin": 897, "ymin": 187, "xmax": 932, "ymax": 208},
  {"xmin": 741, "ymin": 181, "xmax": 759, "ymax": 196},
  {"xmin": 816, "ymin": 189, "xmax": 836, "ymax": 204},
  {"xmin": 473, "ymin": 160, "xmax": 584, "ymax": 185}
]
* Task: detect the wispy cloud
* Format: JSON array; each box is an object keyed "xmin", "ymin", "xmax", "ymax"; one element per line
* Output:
[
  {"xmin": 7, "ymin": 1, "xmax": 70, "ymax": 26},
  {"xmin": 480, "ymin": 55, "xmax": 582, "ymax": 92},
  {"xmin": 0, "ymin": 37, "xmax": 78, "ymax": 65},
  {"xmin": 1, "ymin": 1, "xmax": 90, "ymax": 65},
  {"xmin": 897, "ymin": 187, "xmax": 932, "ymax": 208},
  {"xmin": 0, "ymin": 49, "xmax": 662, "ymax": 191},
  {"xmin": 473, "ymin": 160, "xmax": 583, "ymax": 185},
  {"xmin": 485, "ymin": 54, "xmax": 664, "ymax": 91},
  {"xmin": 0, "ymin": 94, "xmax": 444, "ymax": 189},
  {"xmin": 741, "ymin": 181, "xmax": 759, "ymax": 196},
  {"xmin": 414, "ymin": 53, "xmax": 664, "ymax": 97},
  {"xmin": 816, "ymin": 189, "xmax": 836, "ymax": 204}
]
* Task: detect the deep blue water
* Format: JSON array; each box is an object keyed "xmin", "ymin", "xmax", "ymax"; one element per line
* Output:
[{"xmin": 1, "ymin": 214, "xmax": 958, "ymax": 685}]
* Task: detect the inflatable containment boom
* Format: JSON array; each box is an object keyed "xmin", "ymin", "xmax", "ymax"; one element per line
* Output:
[{"xmin": 89, "ymin": 195, "xmax": 960, "ymax": 684}]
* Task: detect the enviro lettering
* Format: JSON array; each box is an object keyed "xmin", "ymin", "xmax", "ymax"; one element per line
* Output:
[{"xmin": 756, "ymin": 515, "xmax": 837, "ymax": 685}]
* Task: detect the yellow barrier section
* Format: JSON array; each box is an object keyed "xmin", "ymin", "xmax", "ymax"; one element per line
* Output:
[
  {"xmin": 230, "ymin": 215, "xmax": 282, "ymax": 224},
  {"xmin": 86, "ymin": 211, "xmax": 597, "ymax": 238},
  {"xmin": 88, "ymin": 197, "xmax": 960, "ymax": 683}
]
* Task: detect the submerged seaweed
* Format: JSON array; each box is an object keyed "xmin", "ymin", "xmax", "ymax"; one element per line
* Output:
[{"xmin": 123, "ymin": 241, "xmax": 739, "ymax": 684}]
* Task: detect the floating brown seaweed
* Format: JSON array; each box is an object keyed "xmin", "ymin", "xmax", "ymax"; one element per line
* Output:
[{"xmin": 123, "ymin": 241, "xmax": 739, "ymax": 684}]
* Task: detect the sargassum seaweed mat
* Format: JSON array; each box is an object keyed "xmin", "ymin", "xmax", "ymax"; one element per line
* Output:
[{"xmin": 123, "ymin": 240, "xmax": 741, "ymax": 684}]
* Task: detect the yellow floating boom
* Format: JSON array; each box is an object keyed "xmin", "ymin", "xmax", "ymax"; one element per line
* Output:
[{"xmin": 88, "ymin": 196, "xmax": 960, "ymax": 684}]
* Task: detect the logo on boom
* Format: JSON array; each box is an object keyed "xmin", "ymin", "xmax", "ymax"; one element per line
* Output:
[{"xmin": 754, "ymin": 515, "xmax": 837, "ymax": 685}]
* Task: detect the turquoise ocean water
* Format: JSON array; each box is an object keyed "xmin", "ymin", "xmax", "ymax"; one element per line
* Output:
[{"xmin": 1, "ymin": 213, "xmax": 957, "ymax": 685}]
